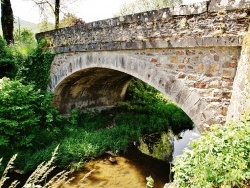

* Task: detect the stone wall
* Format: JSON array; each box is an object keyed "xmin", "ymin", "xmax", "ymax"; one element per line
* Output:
[
  {"xmin": 227, "ymin": 33, "xmax": 250, "ymax": 121},
  {"xmin": 36, "ymin": 0, "xmax": 249, "ymax": 53}
]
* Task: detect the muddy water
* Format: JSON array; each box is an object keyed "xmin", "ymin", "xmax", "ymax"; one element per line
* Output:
[
  {"xmin": 62, "ymin": 129, "xmax": 200, "ymax": 188},
  {"xmin": 64, "ymin": 146, "xmax": 171, "ymax": 188}
]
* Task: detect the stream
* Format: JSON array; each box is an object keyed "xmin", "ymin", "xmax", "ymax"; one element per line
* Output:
[
  {"xmin": 62, "ymin": 128, "xmax": 200, "ymax": 188},
  {"xmin": 4, "ymin": 128, "xmax": 200, "ymax": 188}
]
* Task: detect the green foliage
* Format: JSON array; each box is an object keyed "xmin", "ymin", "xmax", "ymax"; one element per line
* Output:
[
  {"xmin": 146, "ymin": 176, "xmax": 154, "ymax": 188},
  {"xmin": 14, "ymin": 28, "xmax": 37, "ymax": 54},
  {"xmin": 38, "ymin": 19, "xmax": 54, "ymax": 32},
  {"xmin": 0, "ymin": 78, "xmax": 61, "ymax": 150},
  {"xmin": 17, "ymin": 40, "xmax": 55, "ymax": 91},
  {"xmin": 125, "ymin": 78, "xmax": 170, "ymax": 104},
  {"xmin": 173, "ymin": 118, "xmax": 250, "ymax": 188},
  {"xmin": 59, "ymin": 12, "xmax": 78, "ymax": 28},
  {"xmin": 0, "ymin": 36, "xmax": 18, "ymax": 79},
  {"xmin": 12, "ymin": 99, "xmax": 193, "ymax": 171},
  {"xmin": 0, "ymin": 78, "xmax": 41, "ymax": 149}
]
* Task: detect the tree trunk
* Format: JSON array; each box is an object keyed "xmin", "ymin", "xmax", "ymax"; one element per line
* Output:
[
  {"xmin": 55, "ymin": 0, "xmax": 60, "ymax": 29},
  {"xmin": 1, "ymin": 0, "xmax": 14, "ymax": 44}
]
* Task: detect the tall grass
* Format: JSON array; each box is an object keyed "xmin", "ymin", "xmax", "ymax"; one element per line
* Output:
[{"xmin": 0, "ymin": 146, "xmax": 74, "ymax": 188}]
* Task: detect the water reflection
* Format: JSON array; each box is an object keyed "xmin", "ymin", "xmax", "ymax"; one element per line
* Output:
[
  {"xmin": 138, "ymin": 132, "xmax": 174, "ymax": 162},
  {"xmin": 138, "ymin": 127, "xmax": 200, "ymax": 163},
  {"xmin": 172, "ymin": 128, "xmax": 200, "ymax": 161}
]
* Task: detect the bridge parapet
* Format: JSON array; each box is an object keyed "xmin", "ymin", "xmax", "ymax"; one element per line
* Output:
[{"xmin": 36, "ymin": 0, "xmax": 249, "ymax": 53}]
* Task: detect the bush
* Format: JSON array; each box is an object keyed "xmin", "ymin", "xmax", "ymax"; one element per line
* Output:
[
  {"xmin": 0, "ymin": 78, "xmax": 61, "ymax": 150},
  {"xmin": 173, "ymin": 117, "xmax": 250, "ymax": 188},
  {"xmin": 0, "ymin": 36, "xmax": 18, "ymax": 79}
]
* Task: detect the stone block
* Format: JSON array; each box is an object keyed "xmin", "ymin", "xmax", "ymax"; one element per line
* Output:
[
  {"xmin": 222, "ymin": 61, "xmax": 238, "ymax": 68},
  {"xmin": 202, "ymin": 36, "xmax": 242, "ymax": 47},
  {"xmin": 223, "ymin": 69, "xmax": 235, "ymax": 77},
  {"xmin": 209, "ymin": 80, "xmax": 222, "ymax": 88},
  {"xmin": 177, "ymin": 72, "xmax": 186, "ymax": 79},
  {"xmin": 194, "ymin": 81, "xmax": 207, "ymax": 88}
]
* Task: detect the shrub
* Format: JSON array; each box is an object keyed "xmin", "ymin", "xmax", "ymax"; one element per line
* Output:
[
  {"xmin": 173, "ymin": 117, "xmax": 250, "ymax": 188},
  {"xmin": 0, "ymin": 36, "xmax": 18, "ymax": 79},
  {"xmin": 0, "ymin": 78, "xmax": 61, "ymax": 150}
]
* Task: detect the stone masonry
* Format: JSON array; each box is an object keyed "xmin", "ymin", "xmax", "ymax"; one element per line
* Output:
[{"xmin": 36, "ymin": 0, "xmax": 250, "ymax": 131}]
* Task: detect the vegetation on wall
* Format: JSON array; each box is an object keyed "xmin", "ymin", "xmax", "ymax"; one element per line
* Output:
[{"xmin": 17, "ymin": 39, "xmax": 55, "ymax": 91}]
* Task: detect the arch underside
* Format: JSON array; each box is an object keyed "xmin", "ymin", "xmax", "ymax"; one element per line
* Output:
[
  {"xmin": 50, "ymin": 50, "xmax": 236, "ymax": 131},
  {"xmin": 53, "ymin": 67, "xmax": 132, "ymax": 113}
]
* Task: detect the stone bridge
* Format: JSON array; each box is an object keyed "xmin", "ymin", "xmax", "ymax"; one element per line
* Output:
[{"xmin": 36, "ymin": 0, "xmax": 250, "ymax": 131}]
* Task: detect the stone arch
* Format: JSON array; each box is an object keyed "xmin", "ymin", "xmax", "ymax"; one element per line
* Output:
[{"xmin": 50, "ymin": 51, "xmax": 214, "ymax": 131}]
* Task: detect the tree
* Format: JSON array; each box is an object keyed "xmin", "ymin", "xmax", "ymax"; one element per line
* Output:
[
  {"xmin": 55, "ymin": 0, "xmax": 60, "ymax": 29},
  {"xmin": 31, "ymin": 0, "xmax": 61, "ymax": 29},
  {"xmin": 14, "ymin": 28, "xmax": 37, "ymax": 54},
  {"xmin": 1, "ymin": 0, "xmax": 14, "ymax": 44},
  {"xmin": 30, "ymin": 0, "xmax": 81, "ymax": 29},
  {"xmin": 38, "ymin": 19, "xmax": 54, "ymax": 32},
  {"xmin": 114, "ymin": 0, "xmax": 182, "ymax": 16},
  {"xmin": 59, "ymin": 12, "xmax": 77, "ymax": 28}
]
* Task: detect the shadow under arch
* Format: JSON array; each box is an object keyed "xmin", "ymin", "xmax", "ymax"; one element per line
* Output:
[{"xmin": 50, "ymin": 52, "xmax": 212, "ymax": 131}]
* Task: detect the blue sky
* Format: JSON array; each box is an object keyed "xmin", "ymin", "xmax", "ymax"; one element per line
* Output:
[{"xmin": 11, "ymin": 0, "xmax": 204, "ymax": 23}]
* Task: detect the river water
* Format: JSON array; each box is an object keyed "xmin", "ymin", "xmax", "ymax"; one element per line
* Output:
[
  {"xmin": 62, "ymin": 128, "xmax": 200, "ymax": 188},
  {"xmin": 5, "ymin": 128, "xmax": 199, "ymax": 188}
]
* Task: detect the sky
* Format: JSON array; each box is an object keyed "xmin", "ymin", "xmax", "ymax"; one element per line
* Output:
[{"xmin": 10, "ymin": 0, "xmax": 204, "ymax": 24}]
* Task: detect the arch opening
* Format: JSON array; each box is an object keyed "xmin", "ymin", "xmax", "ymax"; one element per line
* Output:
[
  {"xmin": 53, "ymin": 67, "xmax": 196, "ymax": 132},
  {"xmin": 53, "ymin": 67, "xmax": 133, "ymax": 114}
]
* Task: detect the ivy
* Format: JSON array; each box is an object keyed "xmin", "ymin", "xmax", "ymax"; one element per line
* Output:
[{"xmin": 17, "ymin": 40, "xmax": 55, "ymax": 92}]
